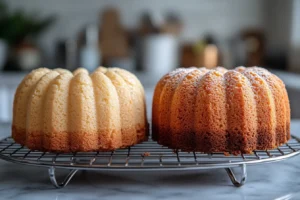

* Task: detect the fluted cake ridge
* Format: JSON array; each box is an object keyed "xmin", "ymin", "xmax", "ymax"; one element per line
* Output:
[
  {"xmin": 152, "ymin": 66, "xmax": 290, "ymax": 154},
  {"xmin": 12, "ymin": 67, "xmax": 148, "ymax": 152}
]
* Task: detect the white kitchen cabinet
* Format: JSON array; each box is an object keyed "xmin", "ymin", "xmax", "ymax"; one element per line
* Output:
[{"xmin": 0, "ymin": 73, "xmax": 25, "ymax": 123}]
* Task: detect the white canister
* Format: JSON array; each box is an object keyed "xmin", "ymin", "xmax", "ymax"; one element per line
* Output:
[
  {"xmin": 80, "ymin": 25, "xmax": 101, "ymax": 72},
  {"xmin": 143, "ymin": 34, "xmax": 179, "ymax": 79}
]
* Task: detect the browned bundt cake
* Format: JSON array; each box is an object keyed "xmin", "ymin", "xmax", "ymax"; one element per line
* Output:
[{"xmin": 152, "ymin": 66, "xmax": 290, "ymax": 154}]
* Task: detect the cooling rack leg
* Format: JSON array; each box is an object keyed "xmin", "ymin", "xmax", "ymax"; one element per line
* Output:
[
  {"xmin": 225, "ymin": 164, "xmax": 247, "ymax": 187},
  {"xmin": 48, "ymin": 167, "xmax": 78, "ymax": 189}
]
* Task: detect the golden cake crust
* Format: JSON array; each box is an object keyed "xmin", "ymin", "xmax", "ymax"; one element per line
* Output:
[
  {"xmin": 12, "ymin": 67, "xmax": 148, "ymax": 152},
  {"xmin": 152, "ymin": 66, "xmax": 291, "ymax": 154}
]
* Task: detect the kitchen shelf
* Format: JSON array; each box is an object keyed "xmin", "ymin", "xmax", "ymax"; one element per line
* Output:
[{"xmin": 0, "ymin": 136, "xmax": 300, "ymax": 188}]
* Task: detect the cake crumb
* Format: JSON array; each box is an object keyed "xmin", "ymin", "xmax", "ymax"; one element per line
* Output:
[
  {"xmin": 142, "ymin": 152, "xmax": 150, "ymax": 157},
  {"xmin": 224, "ymin": 152, "xmax": 230, "ymax": 156}
]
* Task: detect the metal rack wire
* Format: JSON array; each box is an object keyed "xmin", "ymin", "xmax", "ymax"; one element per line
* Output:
[{"xmin": 0, "ymin": 136, "xmax": 300, "ymax": 188}]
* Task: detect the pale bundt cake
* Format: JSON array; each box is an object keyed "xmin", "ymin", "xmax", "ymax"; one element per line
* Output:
[
  {"xmin": 152, "ymin": 66, "xmax": 290, "ymax": 154},
  {"xmin": 12, "ymin": 67, "xmax": 148, "ymax": 152}
]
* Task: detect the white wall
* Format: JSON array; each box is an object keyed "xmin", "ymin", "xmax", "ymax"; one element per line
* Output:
[
  {"xmin": 289, "ymin": 0, "xmax": 300, "ymax": 72},
  {"xmin": 4, "ymin": 0, "xmax": 266, "ymax": 66}
]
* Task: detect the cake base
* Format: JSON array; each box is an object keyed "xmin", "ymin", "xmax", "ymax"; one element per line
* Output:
[
  {"xmin": 154, "ymin": 128, "xmax": 290, "ymax": 155},
  {"xmin": 12, "ymin": 125, "xmax": 148, "ymax": 153}
]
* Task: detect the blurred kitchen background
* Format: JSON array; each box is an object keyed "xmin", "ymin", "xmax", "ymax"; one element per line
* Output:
[{"xmin": 0, "ymin": 0, "xmax": 300, "ymax": 125}]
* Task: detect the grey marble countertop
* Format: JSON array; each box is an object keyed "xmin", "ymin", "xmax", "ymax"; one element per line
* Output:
[{"xmin": 0, "ymin": 120, "xmax": 299, "ymax": 200}]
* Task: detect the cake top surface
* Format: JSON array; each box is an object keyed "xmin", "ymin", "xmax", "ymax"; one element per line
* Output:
[
  {"xmin": 22, "ymin": 66, "xmax": 143, "ymax": 87},
  {"xmin": 29, "ymin": 66, "xmax": 132, "ymax": 76},
  {"xmin": 160, "ymin": 66, "xmax": 284, "ymax": 86}
]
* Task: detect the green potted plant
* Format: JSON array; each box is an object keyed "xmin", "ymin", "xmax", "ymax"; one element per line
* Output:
[{"xmin": 0, "ymin": 0, "xmax": 55, "ymax": 71}]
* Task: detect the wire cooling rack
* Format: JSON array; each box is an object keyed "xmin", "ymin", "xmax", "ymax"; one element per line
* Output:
[{"xmin": 0, "ymin": 136, "xmax": 300, "ymax": 188}]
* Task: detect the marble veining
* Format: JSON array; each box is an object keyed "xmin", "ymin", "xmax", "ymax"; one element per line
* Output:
[{"xmin": 0, "ymin": 120, "xmax": 299, "ymax": 200}]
